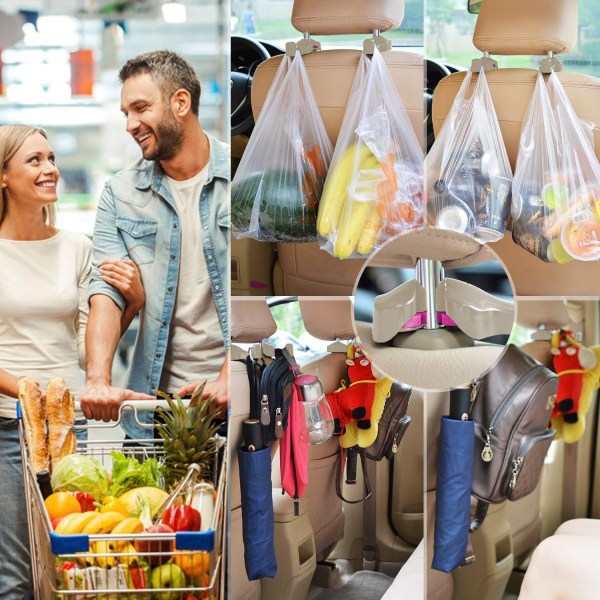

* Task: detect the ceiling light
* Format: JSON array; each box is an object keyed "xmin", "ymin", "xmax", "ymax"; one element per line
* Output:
[{"xmin": 162, "ymin": 2, "xmax": 186, "ymax": 24}]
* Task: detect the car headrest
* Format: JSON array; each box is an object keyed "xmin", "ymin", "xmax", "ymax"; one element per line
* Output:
[
  {"xmin": 299, "ymin": 297, "xmax": 355, "ymax": 340},
  {"xmin": 516, "ymin": 299, "xmax": 585, "ymax": 330},
  {"xmin": 473, "ymin": 0, "xmax": 577, "ymax": 56},
  {"xmin": 291, "ymin": 0, "xmax": 404, "ymax": 36},
  {"xmin": 231, "ymin": 298, "xmax": 277, "ymax": 343},
  {"xmin": 369, "ymin": 229, "xmax": 495, "ymax": 269}
]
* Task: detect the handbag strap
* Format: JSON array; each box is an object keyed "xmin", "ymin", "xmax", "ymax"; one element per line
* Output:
[
  {"xmin": 335, "ymin": 446, "xmax": 372, "ymax": 504},
  {"xmin": 470, "ymin": 499, "xmax": 489, "ymax": 532}
]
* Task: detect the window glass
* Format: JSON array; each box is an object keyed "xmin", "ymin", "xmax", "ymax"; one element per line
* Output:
[
  {"xmin": 232, "ymin": 0, "xmax": 423, "ymax": 47},
  {"xmin": 427, "ymin": 0, "xmax": 600, "ymax": 75}
]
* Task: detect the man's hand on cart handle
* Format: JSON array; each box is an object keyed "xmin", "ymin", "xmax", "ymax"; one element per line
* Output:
[{"xmin": 80, "ymin": 382, "xmax": 154, "ymax": 422}]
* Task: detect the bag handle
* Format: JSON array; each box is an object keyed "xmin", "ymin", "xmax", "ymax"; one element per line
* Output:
[
  {"xmin": 470, "ymin": 499, "xmax": 489, "ymax": 532},
  {"xmin": 335, "ymin": 447, "xmax": 372, "ymax": 504}
]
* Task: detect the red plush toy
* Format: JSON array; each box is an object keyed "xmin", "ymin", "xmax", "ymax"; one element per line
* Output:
[
  {"xmin": 550, "ymin": 330, "xmax": 585, "ymax": 424},
  {"xmin": 327, "ymin": 355, "xmax": 377, "ymax": 435}
]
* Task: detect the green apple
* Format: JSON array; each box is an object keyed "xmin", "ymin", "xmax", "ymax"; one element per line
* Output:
[{"xmin": 150, "ymin": 563, "xmax": 187, "ymax": 600}]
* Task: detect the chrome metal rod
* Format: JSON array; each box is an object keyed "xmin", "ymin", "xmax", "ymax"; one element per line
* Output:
[{"xmin": 417, "ymin": 258, "xmax": 442, "ymax": 329}]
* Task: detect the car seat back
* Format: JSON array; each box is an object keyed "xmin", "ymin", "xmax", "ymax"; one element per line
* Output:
[
  {"xmin": 295, "ymin": 297, "xmax": 355, "ymax": 558},
  {"xmin": 230, "ymin": 298, "xmax": 277, "ymax": 600},
  {"xmin": 431, "ymin": 0, "xmax": 600, "ymax": 296},
  {"xmin": 249, "ymin": 0, "xmax": 423, "ymax": 295}
]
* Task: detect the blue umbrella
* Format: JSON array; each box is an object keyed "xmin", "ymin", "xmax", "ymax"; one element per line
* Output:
[
  {"xmin": 238, "ymin": 445, "xmax": 277, "ymax": 579},
  {"xmin": 432, "ymin": 389, "xmax": 475, "ymax": 573}
]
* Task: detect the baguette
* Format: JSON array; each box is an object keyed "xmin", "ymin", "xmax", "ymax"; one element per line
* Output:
[
  {"xmin": 46, "ymin": 377, "xmax": 77, "ymax": 471},
  {"xmin": 18, "ymin": 377, "xmax": 49, "ymax": 474}
]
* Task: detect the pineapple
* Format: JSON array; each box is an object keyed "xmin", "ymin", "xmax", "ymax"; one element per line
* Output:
[{"xmin": 156, "ymin": 383, "xmax": 222, "ymax": 489}]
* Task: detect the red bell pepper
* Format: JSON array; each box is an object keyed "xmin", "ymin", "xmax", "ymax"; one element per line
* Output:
[
  {"xmin": 161, "ymin": 505, "xmax": 201, "ymax": 532},
  {"xmin": 70, "ymin": 491, "xmax": 96, "ymax": 512}
]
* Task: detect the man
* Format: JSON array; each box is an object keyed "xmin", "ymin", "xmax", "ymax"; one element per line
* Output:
[{"xmin": 80, "ymin": 50, "xmax": 229, "ymax": 439}]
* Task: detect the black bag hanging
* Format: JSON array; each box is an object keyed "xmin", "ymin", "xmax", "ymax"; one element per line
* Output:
[{"xmin": 259, "ymin": 348, "xmax": 295, "ymax": 444}]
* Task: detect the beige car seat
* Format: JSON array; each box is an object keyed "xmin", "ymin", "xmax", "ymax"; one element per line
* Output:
[
  {"xmin": 233, "ymin": 0, "xmax": 423, "ymax": 296},
  {"xmin": 381, "ymin": 539, "xmax": 425, "ymax": 600},
  {"xmin": 230, "ymin": 298, "xmax": 278, "ymax": 600},
  {"xmin": 519, "ymin": 527, "xmax": 600, "ymax": 600},
  {"xmin": 296, "ymin": 297, "xmax": 354, "ymax": 558},
  {"xmin": 431, "ymin": 0, "xmax": 600, "ymax": 296}
]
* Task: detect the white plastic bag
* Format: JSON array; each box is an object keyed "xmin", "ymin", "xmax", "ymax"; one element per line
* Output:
[
  {"xmin": 512, "ymin": 71, "xmax": 600, "ymax": 262},
  {"xmin": 317, "ymin": 48, "xmax": 423, "ymax": 259},
  {"xmin": 231, "ymin": 51, "xmax": 333, "ymax": 242},
  {"xmin": 426, "ymin": 69, "xmax": 512, "ymax": 242}
]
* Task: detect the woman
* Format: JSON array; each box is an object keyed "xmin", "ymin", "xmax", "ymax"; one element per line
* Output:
[{"xmin": 0, "ymin": 125, "xmax": 144, "ymax": 598}]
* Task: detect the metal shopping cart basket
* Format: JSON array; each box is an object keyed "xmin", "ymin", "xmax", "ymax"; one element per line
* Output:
[{"xmin": 18, "ymin": 399, "xmax": 227, "ymax": 600}]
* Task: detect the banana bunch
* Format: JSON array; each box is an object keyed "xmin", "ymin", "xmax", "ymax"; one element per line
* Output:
[
  {"xmin": 317, "ymin": 143, "xmax": 385, "ymax": 259},
  {"xmin": 84, "ymin": 517, "xmax": 144, "ymax": 568},
  {"xmin": 55, "ymin": 511, "xmax": 99, "ymax": 535}
]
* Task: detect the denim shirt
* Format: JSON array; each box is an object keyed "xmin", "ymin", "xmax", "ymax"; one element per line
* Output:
[{"xmin": 89, "ymin": 133, "xmax": 230, "ymax": 440}]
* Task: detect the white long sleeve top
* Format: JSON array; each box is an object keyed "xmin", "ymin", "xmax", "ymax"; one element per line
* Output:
[{"xmin": 0, "ymin": 230, "xmax": 92, "ymax": 418}]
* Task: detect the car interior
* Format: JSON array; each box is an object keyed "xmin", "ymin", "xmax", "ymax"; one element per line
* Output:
[
  {"xmin": 428, "ymin": 0, "xmax": 600, "ymax": 296},
  {"xmin": 229, "ymin": 0, "xmax": 600, "ymax": 598},
  {"xmin": 231, "ymin": 0, "xmax": 423, "ymax": 297},
  {"xmin": 230, "ymin": 296, "xmax": 424, "ymax": 600},
  {"xmin": 426, "ymin": 297, "xmax": 600, "ymax": 600}
]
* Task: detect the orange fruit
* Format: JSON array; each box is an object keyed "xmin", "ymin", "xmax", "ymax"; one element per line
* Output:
[
  {"xmin": 44, "ymin": 492, "xmax": 81, "ymax": 521},
  {"xmin": 172, "ymin": 550, "xmax": 210, "ymax": 578}
]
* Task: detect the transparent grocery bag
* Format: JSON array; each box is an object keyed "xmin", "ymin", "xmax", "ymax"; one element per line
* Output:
[
  {"xmin": 317, "ymin": 48, "xmax": 423, "ymax": 259},
  {"xmin": 426, "ymin": 69, "xmax": 512, "ymax": 242},
  {"xmin": 512, "ymin": 71, "xmax": 600, "ymax": 262},
  {"xmin": 231, "ymin": 50, "xmax": 333, "ymax": 242}
]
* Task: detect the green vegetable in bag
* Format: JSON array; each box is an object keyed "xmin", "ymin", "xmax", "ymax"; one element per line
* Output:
[{"xmin": 232, "ymin": 169, "xmax": 321, "ymax": 242}]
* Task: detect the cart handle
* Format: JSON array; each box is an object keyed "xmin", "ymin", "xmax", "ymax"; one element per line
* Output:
[{"xmin": 73, "ymin": 398, "xmax": 192, "ymax": 414}]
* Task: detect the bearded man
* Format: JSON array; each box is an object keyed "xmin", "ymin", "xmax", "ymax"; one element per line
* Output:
[{"xmin": 80, "ymin": 50, "xmax": 229, "ymax": 439}]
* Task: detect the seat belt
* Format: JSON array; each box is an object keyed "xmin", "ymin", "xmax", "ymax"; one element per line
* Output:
[{"xmin": 363, "ymin": 454, "xmax": 378, "ymax": 570}]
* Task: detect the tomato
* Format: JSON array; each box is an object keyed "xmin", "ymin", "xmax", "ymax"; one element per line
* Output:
[{"xmin": 44, "ymin": 492, "xmax": 81, "ymax": 521}]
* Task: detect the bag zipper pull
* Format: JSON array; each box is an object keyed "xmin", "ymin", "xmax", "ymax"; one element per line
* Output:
[
  {"xmin": 275, "ymin": 407, "xmax": 284, "ymax": 438},
  {"xmin": 481, "ymin": 428, "xmax": 493, "ymax": 462},
  {"xmin": 260, "ymin": 395, "xmax": 271, "ymax": 426},
  {"xmin": 510, "ymin": 456, "xmax": 523, "ymax": 490},
  {"xmin": 392, "ymin": 433, "xmax": 399, "ymax": 454}
]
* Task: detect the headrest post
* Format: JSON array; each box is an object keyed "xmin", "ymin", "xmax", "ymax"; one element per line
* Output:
[
  {"xmin": 285, "ymin": 32, "xmax": 321, "ymax": 57},
  {"xmin": 363, "ymin": 29, "xmax": 393, "ymax": 55},
  {"xmin": 539, "ymin": 50, "xmax": 563, "ymax": 73}
]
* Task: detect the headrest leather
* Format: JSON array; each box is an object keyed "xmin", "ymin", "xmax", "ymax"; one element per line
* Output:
[
  {"xmin": 369, "ymin": 229, "xmax": 495, "ymax": 269},
  {"xmin": 231, "ymin": 298, "xmax": 277, "ymax": 342},
  {"xmin": 299, "ymin": 297, "xmax": 354, "ymax": 340},
  {"xmin": 473, "ymin": 0, "xmax": 577, "ymax": 56},
  {"xmin": 291, "ymin": 0, "xmax": 403, "ymax": 35}
]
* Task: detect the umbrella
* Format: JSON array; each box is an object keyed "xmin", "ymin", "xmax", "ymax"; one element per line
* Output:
[
  {"xmin": 431, "ymin": 388, "xmax": 475, "ymax": 572},
  {"xmin": 238, "ymin": 445, "xmax": 277, "ymax": 579}
]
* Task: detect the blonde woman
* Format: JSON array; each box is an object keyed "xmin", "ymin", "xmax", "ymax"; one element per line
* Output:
[{"xmin": 0, "ymin": 125, "xmax": 144, "ymax": 598}]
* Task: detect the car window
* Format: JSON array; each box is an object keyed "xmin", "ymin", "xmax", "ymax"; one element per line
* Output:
[
  {"xmin": 232, "ymin": 0, "xmax": 423, "ymax": 47},
  {"xmin": 427, "ymin": 0, "xmax": 600, "ymax": 74},
  {"xmin": 266, "ymin": 299, "xmax": 336, "ymax": 363}
]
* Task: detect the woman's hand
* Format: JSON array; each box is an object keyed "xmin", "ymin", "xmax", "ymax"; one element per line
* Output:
[{"xmin": 100, "ymin": 259, "xmax": 145, "ymax": 313}]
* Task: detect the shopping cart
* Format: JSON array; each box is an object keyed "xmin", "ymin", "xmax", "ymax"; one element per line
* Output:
[{"xmin": 18, "ymin": 399, "xmax": 227, "ymax": 600}]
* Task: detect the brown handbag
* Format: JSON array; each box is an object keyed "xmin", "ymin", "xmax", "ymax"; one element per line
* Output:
[
  {"xmin": 336, "ymin": 382, "xmax": 412, "ymax": 503},
  {"xmin": 469, "ymin": 344, "xmax": 558, "ymax": 529},
  {"xmin": 366, "ymin": 382, "xmax": 412, "ymax": 461}
]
